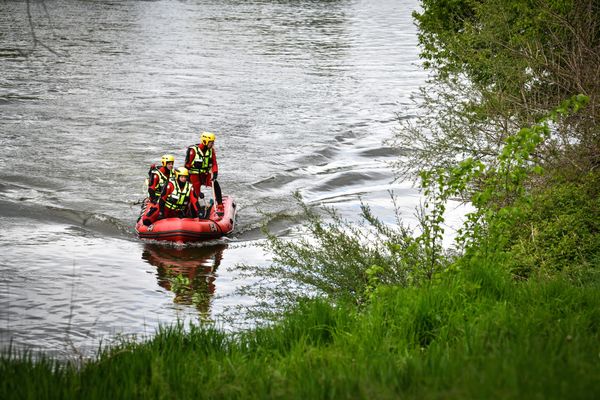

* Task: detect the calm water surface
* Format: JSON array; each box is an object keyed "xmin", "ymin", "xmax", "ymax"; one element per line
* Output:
[{"xmin": 0, "ymin": 0, "xmax": 428, "ymax": 358}]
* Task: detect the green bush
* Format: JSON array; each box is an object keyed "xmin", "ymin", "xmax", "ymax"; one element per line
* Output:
[{"xmin": 504, "ymin": 172, "xmax": 600, "ymax": 279}]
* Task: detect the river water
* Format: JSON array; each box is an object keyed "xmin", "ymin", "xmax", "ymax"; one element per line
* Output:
[{"xmin": 0, "ymin": 0, "xmax": 428, "ymax": 358}]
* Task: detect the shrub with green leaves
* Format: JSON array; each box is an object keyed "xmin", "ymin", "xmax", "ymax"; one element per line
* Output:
[
  {"xmin": 504, "ymin": 172, "xmax": 600, "ymax": 278},
  {"xmin": 395, "ymin": 0, "xmax": 599, "ymax": 180},
  {"xmin": 236, "ymin": 194, "xmax": 448, "ymax": 314}
]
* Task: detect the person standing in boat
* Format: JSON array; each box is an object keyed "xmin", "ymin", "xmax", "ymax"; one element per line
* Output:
[
  {"xmin": 142, "ymin": 167, "xmax": 201, "ymax": 226},
  {"xmin": 147, "ymin": 154, "xmax": 174, "ymax": 203},
  {"xmin": 185, "ymin": 131, "xmax": 224, "ymax": 216}
]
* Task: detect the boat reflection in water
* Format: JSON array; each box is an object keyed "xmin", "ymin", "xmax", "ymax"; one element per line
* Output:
[{"xmin": 141, "ymin": 243, "xmax": 227, "ymax": 315}]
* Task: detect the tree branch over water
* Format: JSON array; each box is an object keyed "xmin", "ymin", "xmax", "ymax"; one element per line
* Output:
[{"xmin": 19, "ymin": 0, "xmax": 68, "ymax": 57}]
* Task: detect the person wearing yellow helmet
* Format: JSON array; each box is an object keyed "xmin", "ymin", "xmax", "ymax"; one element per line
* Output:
[
  {"xmin": 147, "ymin": 154, "xmax": 175, "ymax": 203},
  {"xmin": 142, "ymin": 167, "xmax": 201, "ymax": 226},
  {"xmin": 159, "ymin": 166, "xmax": 202, "ymax": 219},
  {"xmin": 184, "ymin": 131, "xmax": 224, "ymax": 216}
]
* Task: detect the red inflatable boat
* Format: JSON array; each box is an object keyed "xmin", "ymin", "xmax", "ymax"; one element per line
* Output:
[{"xmin": 135, "ymin": 196, "xmax": 236, "ymax": 242}]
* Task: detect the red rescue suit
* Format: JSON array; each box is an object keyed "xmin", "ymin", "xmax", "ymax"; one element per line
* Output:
[
  {"xmin": 148, "ymin": 166, "xmax": 171, "ymax": 203},
  {"xmin": 185, "ymin": 143, "xmax": 218, "ymax": 195},
  {"xmin": 142, "ymin": 178, "xmax": 199, "ymax": 226}
]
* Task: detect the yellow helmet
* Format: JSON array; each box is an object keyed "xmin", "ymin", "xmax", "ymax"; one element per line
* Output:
[
  {"xmin": 174, "ymin": 167, "xmax": 189, "ymax": 178},
  {"xmin": 201, "ymin": 131, "xmax": 215, "ymax": 146},
  {"xmin": 161, "ymin": 154, "xmax": 175, "ymax": 167}
]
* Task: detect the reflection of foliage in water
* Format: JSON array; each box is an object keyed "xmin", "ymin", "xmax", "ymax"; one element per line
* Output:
[
  {"xmin": 141, "ymin": 244, "xmax": 226, "ymax": 316},
  {"xmin": 167, "ymin": 272, "xmax": 213, "ymax": 314}
]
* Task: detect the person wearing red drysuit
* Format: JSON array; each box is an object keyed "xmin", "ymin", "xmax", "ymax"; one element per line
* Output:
[
  {"xmin": 148, "ymin": 154, "xmax": 174, "ymax": 203},
  {"xmin": 185, "ymin": 131, "xmax": 224, "ymax": 216},
  {"xmin": 142, "ymin": 167, "xmax": 201, "ymax": 226}
]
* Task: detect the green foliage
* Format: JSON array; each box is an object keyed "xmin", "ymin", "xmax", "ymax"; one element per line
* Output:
[
  {"xmin": 415, "ymin": 0, "xmax": 598, "ymax": 103},
  {"xmin": 397, "ymin": 0, "xmax": 599, "ymax": 180},
  {"xmin": 166, "ymin": 272, "xmax": 213, "ymax": 316},
  {"xmin": 416, "ymin": 96, "xmax": 592, "ymax": 270},
  {"xmin": 364, "ymin": 265, "xmax": 385, "ymax": 301},
  {"xmin": 169, "ymin": 274, "xmax": 191, "ymax": 296},
  {"xmin": 403, "ymin": 0, "xmax": 598, "ymax": 285},
  {"xmin": 235, "ymin": 192, "xmax": 452, "ymax": 315},
  {"xmin": 504, "ymin": 172, "xmax": 600, "ymax": 279},
  {"xmin": 2, "ymin": 268, "xmax": 599, "ymax": 399}
]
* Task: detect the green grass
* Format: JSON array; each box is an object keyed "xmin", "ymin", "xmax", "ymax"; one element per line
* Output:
[{"xmin": 2, "ymin": 264, "xmax": 599, "ymax": 399}]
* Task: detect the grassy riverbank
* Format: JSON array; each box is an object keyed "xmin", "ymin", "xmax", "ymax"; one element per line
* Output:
[{"xmin": 2, "ymin": 263, "xmax": 599, "ymax": 399}]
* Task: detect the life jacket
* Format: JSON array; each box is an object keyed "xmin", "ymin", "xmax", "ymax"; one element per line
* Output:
[
  {"xmin": 164, "ymin": 179, "xmax": 192, "ymax": 211},
  {"xmin": 189, "ymin": 145, "xmax": 213, "ymax": 174},
  {"xmin": 148, "ymin": 166, "xmax": 169, "ymax": 196}
]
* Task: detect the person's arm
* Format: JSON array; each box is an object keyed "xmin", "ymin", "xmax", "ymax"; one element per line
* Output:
[
  {"xmin": 158, "ymin": 183, "xmax": 173, "ymax": 216},
  {"xmin": 184, "ymin": 147, "xmax": 195, "ymax": 169},
  {"xmin": 148, "ymin": 175, "xmax": 159, "ymax": 202}
]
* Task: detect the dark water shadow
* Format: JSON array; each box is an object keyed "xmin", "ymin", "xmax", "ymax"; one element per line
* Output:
[
  {"xmin": 0, "ymin": 198, "xmax": 134, "ymax": 239},
  {"xmin": 141, "ymin": 243, "xmax": 227, "ymax": 315}
]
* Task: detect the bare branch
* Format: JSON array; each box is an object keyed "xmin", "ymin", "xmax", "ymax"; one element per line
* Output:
[{"xmin": 19, "ymin": 0, "xmax": 68, "ymax": 57}]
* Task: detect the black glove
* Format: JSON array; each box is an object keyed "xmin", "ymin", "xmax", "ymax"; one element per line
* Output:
[
  {"xmin": 212, "ymin": 171, "xmax": 218, "ymax": 181},
  {"xmin": 198, "ymin": 192, "xmax": 205, "ymax": 199}
]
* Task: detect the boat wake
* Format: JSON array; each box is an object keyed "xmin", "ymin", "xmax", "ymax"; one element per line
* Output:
[{"xmin": 0, "ymin": 198, "xmax": 134, "ymax": 240}]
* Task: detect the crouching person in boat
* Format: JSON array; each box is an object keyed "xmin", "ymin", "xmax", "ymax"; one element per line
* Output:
[
  {"xmin": 159, "ymin": 166, "xmax": 203, "ymax": 219},
  {"xmin": 142, "ymin": 167, "xmax": 202, "ymax": 226}
]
